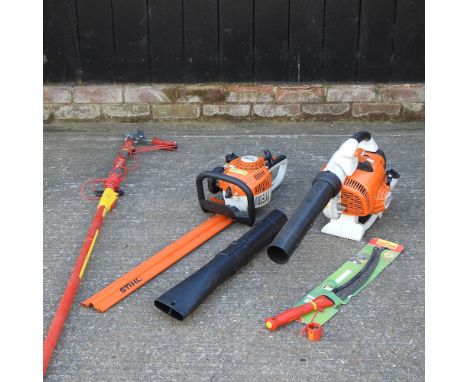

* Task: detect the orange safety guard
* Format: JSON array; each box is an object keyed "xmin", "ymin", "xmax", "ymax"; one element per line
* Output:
[{"xmin": 82, "ymin": 214, "xmax": 233, "ymax": 312}]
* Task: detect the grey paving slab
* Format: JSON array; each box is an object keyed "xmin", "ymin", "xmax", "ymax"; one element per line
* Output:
[{"xmin": 44, "ymin": 121, "xmax": 424, "ymax": 382}]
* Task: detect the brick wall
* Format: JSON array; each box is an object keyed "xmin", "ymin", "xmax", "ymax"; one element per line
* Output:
[{"xmin": 43, "ymin": 84, "xmax": 424, "ymax": 122}]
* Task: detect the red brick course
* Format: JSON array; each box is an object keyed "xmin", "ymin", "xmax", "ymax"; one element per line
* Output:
[
  {"xmin": 73, "ymin": 86, "xmax": 122, "ymax": 103},
  {"xmin": 124, "ymin": 86, "xmax": 174, "ymax": 103},
  {"xmin": 276, "ymin": 85, "xmax": 324, "ymax": 103},
  {"xmin": 402, "ymin": 103, "xmax": 425, "ymax": 120},
  {"xmin": 102, "ymin": 104, "xmax": 150, "ymax": 119},
  {"xmin": 43, "ymin": 83, "xmax": 424, "ymax": 122},
  {"xmin": 52, "ymin": 105, "xmax": 101, "ymax": 120},
  {"xmin": 253, "ymin": 104, "xmax": 300, "ymax": 118},
  {"xmin": 378, "ymin": 84, "xmax": 424, "ymax": 102},
  {"xmin": 203, "ymin": 104, "xmax": 250, "ymax": 117},
  {"xmin": 327, "ymin": 85, "xmax": 376, "ymax": 102},
  {"xmin": 302, "ymin": 103, "xmax": 350, "ymax": 116},
  {"xmin": 226, "ymin": 85, "xmax": 275, "ymax": 103},
  {"xmin": 176, "ymin": 85, "xmax": 224, "ymax": 103},
  {"xmin": 352, "ymin": 103, "xmax": 401, "ymax": 118},
  {"xmin": 43, "ymin": 87, "xmax": 71, "ymax": 103},
  {"xmin": 152, "ymin": 104, "xmax": 200, "ymax": 119}
]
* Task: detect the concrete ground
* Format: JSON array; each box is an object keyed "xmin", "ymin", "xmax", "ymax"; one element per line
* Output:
[{"xmin": 43, "ymin": 121, "xmax": 424, "ymax": 381}]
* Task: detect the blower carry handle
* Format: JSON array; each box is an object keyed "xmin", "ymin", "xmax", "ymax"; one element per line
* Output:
[
  {"xmin": 196, "ymin": 171, "xmax": 256, "ymax": 226},
  {"xmin": 351, "ymin": 131, "xmax": 372, "ymax": 143}
]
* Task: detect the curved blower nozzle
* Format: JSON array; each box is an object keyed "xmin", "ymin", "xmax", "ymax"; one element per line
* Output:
[{"xmin": 154, "ymin": 210, "xmax": 288, "ymax": 320}]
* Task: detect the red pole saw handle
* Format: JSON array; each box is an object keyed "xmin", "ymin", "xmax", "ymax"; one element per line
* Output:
[
  {"xmin": 264, "ymin": 295, "xmax": 334, "ymax": 331},
  {"xmin": 43, "ymin": 205, "xmax": 106, "ymax": 374},
  {"xmin": 44, "ymin": 131, "xmax": 177, "ymax": 375}
]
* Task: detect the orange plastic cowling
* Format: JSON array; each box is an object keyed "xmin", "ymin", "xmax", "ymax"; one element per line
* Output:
[
  {"xmin": 340, "ymin": 149, "xmax": 390, "ymax": 216},
  {"xmin": 219, "ymin": 157, "xmax": 272, "ymax": 197}
]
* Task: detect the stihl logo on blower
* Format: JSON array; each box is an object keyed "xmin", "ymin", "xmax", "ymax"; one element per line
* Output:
[{"xmin": 197, "ymin": 150, "xmax": 287, "ymax": 226}]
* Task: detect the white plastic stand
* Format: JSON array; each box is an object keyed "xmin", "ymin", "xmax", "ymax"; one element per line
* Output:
[{"xmin": 321, "ymin": 213, "xmax": 382, "ymax": 241}]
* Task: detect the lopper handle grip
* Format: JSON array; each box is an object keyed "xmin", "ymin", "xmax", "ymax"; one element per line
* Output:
[
  {"xmin": 264, "ymin": 295, "xmax": 334, "ymax": 331},
  {"xmin": 265, "ymin": 303, "xmax": 315, "ymax": 331}
]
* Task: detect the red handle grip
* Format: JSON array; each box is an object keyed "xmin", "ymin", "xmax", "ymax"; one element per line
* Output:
[
  {"xmin": 265, "ymin": 303, "xmax": 315, "ymax": 331},
  {"xmin": 265, "ymin": 295, "xmax": 334, "ymax": 331}
]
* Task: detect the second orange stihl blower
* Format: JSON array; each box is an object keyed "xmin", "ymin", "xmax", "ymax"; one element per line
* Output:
[{"xmin": 268, "ymin": 131, "xmax": 399, "ymax": 264}]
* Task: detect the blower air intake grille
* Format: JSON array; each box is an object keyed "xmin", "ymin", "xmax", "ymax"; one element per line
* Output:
[
  {"xmin": 373, "ymin": 184, "xmax": 391, "ymax": 213},
  {"xmin": 254, "ymin": 173, "xmax": 271, "ymax": 194},
  {"xmin": 342, "ymin": 178, "xmax": 371, "ymax": 216},
  {"xmin": 254, "ymin": 170, "xmax": 266, "ymax": 180}
]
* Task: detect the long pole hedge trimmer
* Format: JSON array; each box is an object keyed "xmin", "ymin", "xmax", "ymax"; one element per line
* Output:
[{"xmin": 43, "ymin": 130, "xmax": 176, "ymax": 375}]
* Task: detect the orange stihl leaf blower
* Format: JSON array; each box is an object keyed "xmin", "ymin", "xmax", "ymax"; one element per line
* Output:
[
  {"xmin": 321, "ymin": 133, "xmax": 399, "ymax": 241},
  {"xmin": 268, "ymin": 131, "xmax": 399, "ymax": 264}
]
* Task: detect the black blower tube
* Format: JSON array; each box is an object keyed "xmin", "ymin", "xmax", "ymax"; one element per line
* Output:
[
  {"xmin": 154, "ymin": 210, "xmax": 287, "ymax": 320},
  {"xmin": 267, "ymin": 171, "xmax": 342, "ymax": 264}
]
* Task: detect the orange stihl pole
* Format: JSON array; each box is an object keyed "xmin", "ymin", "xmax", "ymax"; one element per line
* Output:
[{"xmin": 43, "ymin": 130, "xmax": 176, "ymax": 375}]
